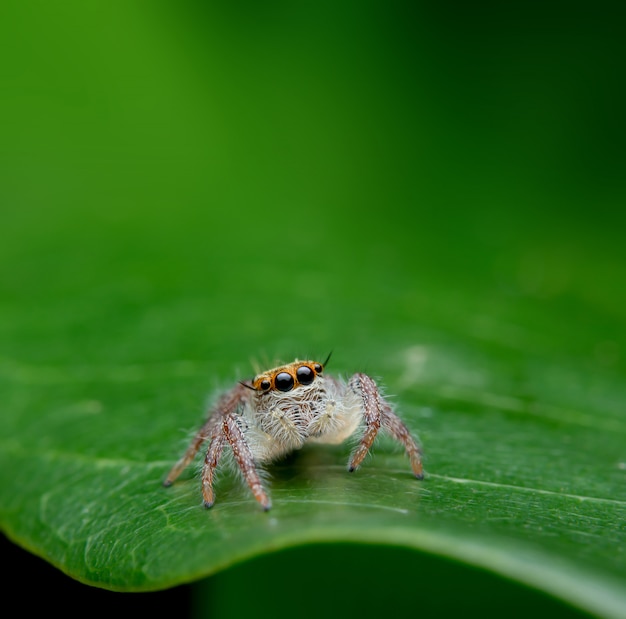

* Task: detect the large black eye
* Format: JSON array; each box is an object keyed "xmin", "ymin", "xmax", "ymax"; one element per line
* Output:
[
  {"xmin": 275, "ymin": 372, "xmax": 295, "ymax": 392},
  {"xmin": 260, "ymin": 379, "xmax": 271, "ymax": 391},
  {"xmin": 296, "ymin": 365, "xmax": 315, "ymax": 385}
]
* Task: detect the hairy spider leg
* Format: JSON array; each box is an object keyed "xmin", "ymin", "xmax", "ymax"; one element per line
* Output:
[
  {"xmin": 162, "ymin": 418, "xmax": 215, "ymax": 487},
  {"xmin": 223, "ymin": 415, "xmax": 272, "ymax": 511},
  {"xmin": 201, "ymin": 433, "xmax": 225, "ymax": 508},
  {"xmin": 380, "ymin": 403, "xmax": 423, "ymax": 478},
  {"xmin": 347, "ymin": 373, "xmax": 382, "ymax": 472},
  {"xmin": 347, "ymin": 373, "xmax": 423, "ymax": 478},
  {"xmin": 163, "ymin": 383, "xmax": 249, "ymax": 488}
]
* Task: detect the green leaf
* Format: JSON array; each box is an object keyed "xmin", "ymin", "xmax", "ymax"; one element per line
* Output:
[{"xmin": 1, "ymin": 2, "xmax": 625, "ymax": 618}]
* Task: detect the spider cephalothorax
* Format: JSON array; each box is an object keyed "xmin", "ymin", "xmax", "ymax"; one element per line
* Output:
[{"xmin": 164, "ymin": 356, "xmax": 423, "ymax": 510}]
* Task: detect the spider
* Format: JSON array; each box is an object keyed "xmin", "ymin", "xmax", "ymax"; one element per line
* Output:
[{"xmin": 163, "ymin": 355, "xmax": 423, "ymax": 510}]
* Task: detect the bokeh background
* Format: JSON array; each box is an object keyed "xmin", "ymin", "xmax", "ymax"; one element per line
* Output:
[
  {"xmin": 1, "ymin": 1, "xmax": 625, "ymax": 617},
  {"xmin": 3, "ymin": 1, "xmax": 625, "ymax": 363}
]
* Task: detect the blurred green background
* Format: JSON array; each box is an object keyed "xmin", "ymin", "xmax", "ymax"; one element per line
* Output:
[
  {"xmin": 1, "ymin": 1, "xmax": 625, "ymax": 617},
  {"xmin": 2, "ymin": 0, "xmax": 625, "ymax": 359}
]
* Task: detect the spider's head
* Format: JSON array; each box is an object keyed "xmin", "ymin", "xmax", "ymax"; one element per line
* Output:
[{"xmin": 250, "ymin": 355, "xmax": 330, "ymax": 394}]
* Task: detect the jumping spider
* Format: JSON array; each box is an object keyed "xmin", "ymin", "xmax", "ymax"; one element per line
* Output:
[{"xmin": 163, "ymin": 355, "xmax": 423, "ymax": 510}]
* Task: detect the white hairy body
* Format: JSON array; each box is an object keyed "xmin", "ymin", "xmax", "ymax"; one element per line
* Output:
[{"xmin": 246, "ymin": 375, "xmax": 362, "ymax": 460}]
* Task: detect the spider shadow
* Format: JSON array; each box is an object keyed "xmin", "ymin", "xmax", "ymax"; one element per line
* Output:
[{"xmin": 265, "ymin": 443, "xmax": 350, "ymax": 483}]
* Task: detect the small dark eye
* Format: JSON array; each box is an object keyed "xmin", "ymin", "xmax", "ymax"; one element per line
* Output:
[
  {"xmin": 260, "ymin": 379, "xmax": 271, "ymax": 391},
  {"xmin": 296, "ymin": 365, "xmax": 315, "ymax": 385},
  {"xmin": 314, "ymin": 363, "xmax": 322, "ymax": 374},
  {"xmin": 275, "ymin": 372, "xmax": 295, "ymax": 392}
]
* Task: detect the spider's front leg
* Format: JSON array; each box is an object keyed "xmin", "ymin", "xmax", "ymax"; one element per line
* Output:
[
  {"xmin": 222, "ymin": 414, "xmax": 272, "ymax": 511},
  {"xmin": 164, "ymin": 383, "xmax": 271, "ymax": 509},
  {"xmin": 347, "ymin": 373, "xmax": 423, "ymax": 479}
]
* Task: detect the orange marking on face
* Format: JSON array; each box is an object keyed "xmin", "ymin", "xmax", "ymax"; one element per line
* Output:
[{"xmin": 252, "ymin": 360, "xmax": 324, "ymax": 392}]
